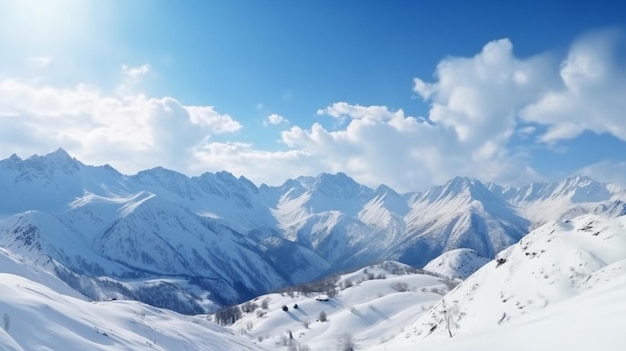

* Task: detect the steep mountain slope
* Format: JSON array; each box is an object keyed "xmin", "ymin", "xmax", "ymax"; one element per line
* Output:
[
  {"xmin": 373, "ymin": 270, "xmax": 626, "ymax": 351},
  {"xmin": 396, "ymin": 177, "xmax": 530, "ymax": 266},
  {"xmin": 0, "ymin": 150, "xmax": 327, "ymax": 313},
  {"xmin": 488, "ymin": 175, "xmax": 626, "ymax": 228},
  {"xmin": 2, "ymin": 149, "xmax": 626, "ymax": 313},
  {"xmin": 423, "ymin": 248, "xmax": 490, "ymax": 279},
  {"xmin": 395, "ymin": 214, "xmax": 626, "ymax": 344},
  {"xmin": 0, "ymin": 272, "xmax": 266, "ymax": 351}
]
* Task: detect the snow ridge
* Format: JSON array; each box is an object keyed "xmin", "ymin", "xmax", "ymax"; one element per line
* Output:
[{"xmin": 1, "ymin": 149, "xmax": 625, "ymax": 312}]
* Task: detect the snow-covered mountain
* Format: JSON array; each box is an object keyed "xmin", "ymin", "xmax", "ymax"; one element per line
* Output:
[
  {"xmin": 393, "ymin": 213, "xmax": 626, "ymax": 346},
  {"xmin": 1, "ymin": 149, "xmax": 625, "ymax": 313},
  {"xmin": 423, "ymin": 248, "xmax": 490, "ymax": 279},
  {"xmin": 0, "ymin": 251, "xmax": 266, "ymax": 351}
]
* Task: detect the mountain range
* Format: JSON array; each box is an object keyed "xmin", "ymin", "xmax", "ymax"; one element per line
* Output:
[{"xmin": 1, "ymin": 148, "xmax": 625, "ymax": 313}]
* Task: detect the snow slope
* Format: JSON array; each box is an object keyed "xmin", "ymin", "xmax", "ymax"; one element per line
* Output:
[
  {"xmin": 423, "ymin": 248, "xmax": 489, "ymax": 279},
  {"xmin": 220, "ymin": 262, "xmax": 457, "ymax": 351},
  {"xmin": 393, "ymin": 214, "xmax": 626, "ymax": 345},
  {"xmin": 0, "ymin": 247, "xmax": 266, "ymax": 351},
  {"xmin": 373, "ymin": 269, "xmax": 626, "ymax": 351},
  {"xmin": 2, "ymin": 149, "xmax": 626, "ymax": 313}
]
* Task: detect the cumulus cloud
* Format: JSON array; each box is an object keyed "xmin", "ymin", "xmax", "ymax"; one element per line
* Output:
[
  {"xmin": 186, "ymin": 106, "xmax": 242, "ymax": 133},
  {"xmin": 121, "ymin": 64, "xmax": 151, "ymax": 79},
  {"xmin": 0, "ymin": 78, "xmax": 241, "ymax": 174},
  {"xmin": 413, "ymin": 38, "xmax": 556, "ymax": 148},
  {"xmin": 521, "ymin": 29, "xmax": 626, "ymax": 143},
  {"xmin": 281, "ymin": 103, "xmax": 535, "ymax": 191},
  {"xmin": 223, "ymin": 31, "xmax": 624, "ymax": 190},
  {"xmin": 2, "ymin": 30, "xmax": 625, "ymax": 191},
  {"xmin": 264, "ymin": 113, "xmax": 288, "ymax": 126},
  {"xmin": 191, "ymin": 142, "xmax": 314, "ymax": 183}
]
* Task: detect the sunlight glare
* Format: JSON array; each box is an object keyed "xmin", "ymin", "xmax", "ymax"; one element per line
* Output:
[{"xmin": 0, "ymin": 0, "xmax": 91, "ymax": 48}]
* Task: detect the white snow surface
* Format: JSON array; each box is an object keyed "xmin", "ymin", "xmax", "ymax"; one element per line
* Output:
[
  {"xmin": 222, "ymin": 261, "xmax": 456, "ymax": 351},
  {"xmin": 384, "ymin": 213, "xmax": 626, "ymax": 350},
  {"xmin": 0, "ymin": 254, "xmax": 265, "ymax": 350},
  {"xmin": 373, "ymin": 269, "xmax": 626, "ymax": 351},
  {"xmin": 2, "ymin": 149, "xmax": 626, "ymax": 312},
  {"xmin": 423, "ymin": 248, "xmax": 489, "ymax": 279}
]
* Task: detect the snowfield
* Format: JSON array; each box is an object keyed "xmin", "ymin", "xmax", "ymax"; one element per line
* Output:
[
  {"xmin": 423, "ymin": 248, "xmax": 489, "ymax": 279},
  {"xmin": 2, "ymin": 149, "xmax": 626, "ymax": 350},
  {"xmin": 0, "ymin": 274, "xmax": 265, "ymax": 351},
  {"xmin": 373, "ymin": 271, "xmax": 626, "ymax": 351},
  {"xmin": 2, "ymin": 150, "xmax": 626, "ymax": 313},
  {"xmin": 1, "ymin": 214, "xmax": 626, "ymax": 350},
  {"xmin": 380, "ymin": 214, "xmax": 626, "ymax": 350},
  {"xmin": 221, "ymin": 262, "xmax": 457, "ymax": 351}
]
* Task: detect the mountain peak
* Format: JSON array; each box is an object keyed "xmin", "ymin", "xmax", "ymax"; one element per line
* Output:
[
  {"xmin": 20, "ymin": 147, "xmax": 81, "ymax": 174},
  {"xmin": 375, "ymin": 184, "xmax": 400, "ymax": 197},
  {"xmin": 311, "ymin": 172, "xmax": 372, "ymax": 199},
  {"xmin": 48, "ymin": 147, "xmax": 72, "ymax": 159},
  {"xmin": 420, "ymin": 176, "xmax": 488, "ymax": 203}
]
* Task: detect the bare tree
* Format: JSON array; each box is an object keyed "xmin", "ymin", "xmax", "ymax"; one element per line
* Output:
[
  {"xmin": 214, "ymin": 305, "xmax": 242, "ymax": 326},
  {"xmin": 440, "ymin": 299, "xmax": 460, "ymax": 338},
  {"xmin": 261, "ymin": 297, "xmax": 270, "ymax": 309},
  {"xmin": 2, "ymin": 313, "xmax": 9, "ymax": 332},
  {"xmin": 337, "ymin": 333, "xmax": 356, "ymax": 351}
]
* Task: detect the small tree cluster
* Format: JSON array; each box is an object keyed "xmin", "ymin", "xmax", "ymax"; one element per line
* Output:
[
  {"xmin": 214, "ymin": 305, "xmax": 242, "ymax": 326},
  {"xmin": 289, "ymin": 343, "xmax": 311, "ymax": 351},
  {"xmin": 261, "ymin": 297, "xmax": 270, "ymax": 309},
  {"xmin": 319, "ymin": 310, "xmax": 327, "ymax": 322},
  {"xmin": 337, "ymin": 333, "xmax": 356, "ymax": 351},
  {"xmin": 391, "ymin": 282, "xmax": 409, "ymax": 292},
  {"xmin": 287, "ymin": 276, "xmax": 340, "ymax": 296},
  {"xmin": 241, "ymin": 301, "xmax": 258, "ymax": 313}
]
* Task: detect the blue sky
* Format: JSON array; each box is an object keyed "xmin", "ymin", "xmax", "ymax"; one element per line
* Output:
[{"xmin": 0, "ymin": 0, "xmax": 625, "ymax": 191}]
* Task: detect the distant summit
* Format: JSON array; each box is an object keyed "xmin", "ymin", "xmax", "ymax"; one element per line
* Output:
[{"xmin": 0, "ymin": 149, "xmax": 625, "ymax": 313}]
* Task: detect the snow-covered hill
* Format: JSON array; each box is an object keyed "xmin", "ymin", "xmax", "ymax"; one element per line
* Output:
[
  {"xmin": 217, "ymin": 261, "xmax": 457, "ymax": 351},
  {"xmin": 392, "ymin": 214, "xmax": 626, "ymax": 346},
  {"xmin": 0, "ymin": 246, "xmax": 266, "ymax": 351},
  {"xmin": 0, "ymin": 274, "xmax": 266, "ymax": 351},
  {"xmin": 423, "ymin": 248, "xmax": 490, "ymax": 279},
  {"xmin": 373, "ymin": 268, "xmax": 626, "ymax": 351},
  {"xmin": 1, "ymin": 149, "xmax": 625, "ymax": 312}
]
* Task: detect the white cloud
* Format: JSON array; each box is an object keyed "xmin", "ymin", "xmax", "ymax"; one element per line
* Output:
[
  {"xmin": 186, "ymin": 106, "xmax": 242, "ymax": 133},
  {"xmin": 264, "ymin": 113, "xmax": 288, "ymax": 126},
  {"xmin": 280, "ymin": 103, "xmax": 537, "ymax": 191},
  {"xmin": 121, "ymin": 64, "xmax": 151, "ymax": 79},
  {"xmin": 413, "ymin": 38, "xmax": 556, "ymax": 147},
  {"xmin": 521, "ymin": 29, "xmax": 626, "ymax": 142},
  {"xmin": 191, "ymin": 142, "xmax": 314, "ymax": 184},
  {"xmin": 2, "ymin": 31, "xmax": 625, "ymax": 191},
  {"xmin": 0, "ymin": 78, "xmax": 241, "ymax": 174},
  {"xmin": 579, "ymin": 160, "xmax": 626, "ymax": 188},
  {"xmin": 228, "ymin": 32, "xmax": 626, "ymax": 191}
]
